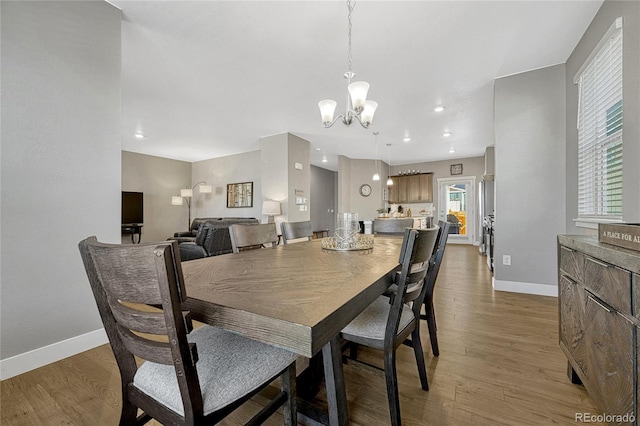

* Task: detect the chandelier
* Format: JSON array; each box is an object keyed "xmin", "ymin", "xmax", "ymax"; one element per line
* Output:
[{"xmin": 318, "ymin": 0, "xmax": 378, "ymax": 129}]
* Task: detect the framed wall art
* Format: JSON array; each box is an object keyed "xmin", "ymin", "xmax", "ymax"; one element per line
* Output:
[
  {"xmin": 450, "ymin": 163, "xmax": 463, "ymax": 175},
  {"xmin": 227, "ymin": 182, "xmax": 253, "ymax": 208}
]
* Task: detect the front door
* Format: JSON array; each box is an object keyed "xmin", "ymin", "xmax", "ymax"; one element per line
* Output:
[{"xmin": 437, "ymin": 176, "xmax": 476, "ymax": 244}]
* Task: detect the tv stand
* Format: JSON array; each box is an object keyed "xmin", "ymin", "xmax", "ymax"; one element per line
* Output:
[{"xmin": 121, "ymin": 224, "xmax": 143, "ymax": 244}]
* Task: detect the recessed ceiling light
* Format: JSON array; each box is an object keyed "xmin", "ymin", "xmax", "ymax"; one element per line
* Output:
[
  {"xmin": 322, "ymin": 157, "xmax": 328, "ymax": 163},
  {"xmin": 403, "ymin": 137, "xmax": 411, "ymax": 142},
  {"xmin": 434, "ymin": 106, "xmax": 445, "ymax": 112},
  {"xmin": 449, "ymin": 147, "xmax": 456, "ymax": 153},
  {"xmin": 315, "ymin": 148, "xmax": 321, "ymax": 151},
  {"xmin": 443, "ymin": 131, "xmax": 452, "ymax": 137},
  {"xmin": 134, "ymin": 132, "xmax": 146, "ymax": 139}
]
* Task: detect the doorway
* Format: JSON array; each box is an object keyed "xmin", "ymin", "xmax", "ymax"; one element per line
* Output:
[{"xmin": 437, "ymin": 176, "xmax": 476, "ymax": 244}]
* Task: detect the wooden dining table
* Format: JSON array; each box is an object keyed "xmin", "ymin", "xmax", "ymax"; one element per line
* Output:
[{"xmin": 181, "ymin": 236, "xmax": 403, "ymax": 425}]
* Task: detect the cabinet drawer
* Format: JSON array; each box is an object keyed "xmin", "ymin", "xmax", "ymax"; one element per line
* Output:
[
  {"xmin": 559, "ymin": 246, "xmax": 583, "ymax": 282},
  {"xmin": 584, "ymin": 256, "xmax": 632, "ymax": 315}
]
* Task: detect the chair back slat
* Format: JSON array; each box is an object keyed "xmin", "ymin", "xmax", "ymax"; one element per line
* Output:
[
  {"xmin": 91, "ymin": 246, "xmax": 164, "ymax": 303},
  {"xmin": 110, "ymin": 301, "xmax": 193, "ymax": 335},
  {"xmin": 229, "ymin": 223, "xmax": 278, "ymax": 253},
  {"xmin": 118, "ymin": 326, "xmax": 175, "ymax": 364},
  {"xmin": 281, "ymin": 221, "xmax": 313, "ymax": 244}
]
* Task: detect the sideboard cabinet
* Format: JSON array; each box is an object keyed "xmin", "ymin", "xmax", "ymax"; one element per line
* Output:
[{"xmin": 558, "ymin": 235, "xmax": 640, "ymax": 425}]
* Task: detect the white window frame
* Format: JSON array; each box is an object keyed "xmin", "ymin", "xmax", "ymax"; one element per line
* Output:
[{"xmin": 574, "ymin": 17, "xmax": 623, "ymax": 227}]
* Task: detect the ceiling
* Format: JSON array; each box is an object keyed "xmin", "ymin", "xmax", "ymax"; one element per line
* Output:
[{"xmin": 111, "ymin": 0, "xmax": 603, "ymax": 171}]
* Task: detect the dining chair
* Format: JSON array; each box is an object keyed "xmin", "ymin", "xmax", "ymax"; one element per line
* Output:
[
  {"xmin": 341, "ymin": 227, "xmax": 438, "ymax": 426},
  {"xmin": 229, "ymin": 223, "xmax": 279, "ymax": 253},
  {"xmin": 420, "ymin": 220, "xmax": 450, "ymax": 357},
  {"xmin": 373, "ymin": 218, "xmax": 414, "ymax": 234},
  {"xmin": 78, "ymin": 237, "xmax": 297, "ymax": 425},
  {"xmin": 280, "ymin": 220, "xmax": 313, "ymax": 244}
]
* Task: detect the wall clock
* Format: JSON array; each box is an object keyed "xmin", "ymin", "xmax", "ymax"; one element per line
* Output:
[{"xmin": 359, "ymin": 184, "xmax": 372, "ymax": 197}]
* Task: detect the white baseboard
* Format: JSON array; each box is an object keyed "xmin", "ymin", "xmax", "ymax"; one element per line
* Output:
[
  {"xmin": 1, "ymin": 328, "xmax": 108, "ymax": 380},
  {"xmin": 492, "ymin": 278, "xmax": 558, "ymax": 297}
]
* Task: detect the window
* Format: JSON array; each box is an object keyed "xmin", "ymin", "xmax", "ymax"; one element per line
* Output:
[{"xmin": 575, "ymin": 17, "xmax": 623, "ymax": 219}]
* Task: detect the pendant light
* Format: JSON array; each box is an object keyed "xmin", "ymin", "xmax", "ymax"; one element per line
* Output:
[
  {"xmin": 386, "ymin": 144, "xmax": 393, "ymax": 186},
  {"xmin": 372, "ymin": 132, "xmax": 380, "ymax": 181}
]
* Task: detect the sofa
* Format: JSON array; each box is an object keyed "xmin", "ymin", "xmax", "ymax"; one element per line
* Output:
[
  {"xmin": 174, "ymin": 217, "xmax": 259, "ymax": 261},
  {"xmin": 173, "ymin": 217, "xmax": 258, "ymax": 241}
]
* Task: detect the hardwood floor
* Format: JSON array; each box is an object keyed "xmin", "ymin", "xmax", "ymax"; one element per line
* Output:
[{"xmin": 1, "ymin": 245, "xmax": 599, "ymax": 425}]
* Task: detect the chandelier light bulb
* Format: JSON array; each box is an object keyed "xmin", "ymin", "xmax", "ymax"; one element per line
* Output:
[{"xmin": 318, "ymin": 100, "xmax": 338, "ymax": 126}]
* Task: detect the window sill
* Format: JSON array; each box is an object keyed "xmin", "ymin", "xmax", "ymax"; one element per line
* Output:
[{"xmin": 574, "ymin": 218, "xmax": 625, "ymax": 230}]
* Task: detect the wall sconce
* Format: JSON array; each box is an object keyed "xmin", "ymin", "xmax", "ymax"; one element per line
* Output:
[
  {"xmin": 261, "ymin": 200, "xmax": 281, "ymax": 224},
  {"xmin": 171, "ymin": 181, "xmax": 212, "ymax": 229}
]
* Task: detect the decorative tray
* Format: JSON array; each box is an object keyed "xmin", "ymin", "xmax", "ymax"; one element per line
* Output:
[{"xmin": 321, "ymin": 235, "xmax": 374, "ymax": 251}]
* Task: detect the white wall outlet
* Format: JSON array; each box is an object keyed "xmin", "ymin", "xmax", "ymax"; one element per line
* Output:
[{"xmin": 503, "ymin": 255, "xmax": 511, "ymax": 266}]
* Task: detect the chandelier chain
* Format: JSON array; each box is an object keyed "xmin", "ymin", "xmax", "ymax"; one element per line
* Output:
[{"xmin": 347, "ymin": 0, "xmax": 355, "ymax": 73}]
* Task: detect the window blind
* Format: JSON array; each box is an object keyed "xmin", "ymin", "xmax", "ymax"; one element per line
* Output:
[{"xmin": 576, "ymin": 18, "xmax": 623, "ymax": 218}]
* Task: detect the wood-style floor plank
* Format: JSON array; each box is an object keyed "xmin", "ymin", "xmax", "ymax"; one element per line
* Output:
[{"xmin": 1, "ymin": 245, "xmax": 600, "ymax": 425}]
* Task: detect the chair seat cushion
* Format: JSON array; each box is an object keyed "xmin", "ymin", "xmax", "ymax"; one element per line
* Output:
[
  {"xmin": 133, "ymin": 325, "xmax": 297, "ymax": 416},
  {"xmin": 341, "ymin": 296, "xmax": 415, "ymax": 350}
]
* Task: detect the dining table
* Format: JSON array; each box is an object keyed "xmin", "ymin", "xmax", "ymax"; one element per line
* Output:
[{"xmin": 182, "ymin": 235, "xmax": 403, "ymax": 425}]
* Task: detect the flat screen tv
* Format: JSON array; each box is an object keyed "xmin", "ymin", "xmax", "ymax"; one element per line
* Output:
[{"xmin": 122, "ymin": 191, "xmax": 143, "ymax": 225}]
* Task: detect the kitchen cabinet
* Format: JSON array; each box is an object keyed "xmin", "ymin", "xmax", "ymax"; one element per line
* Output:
[
  {"xmin": 558, "ymin": 236, "xmax": 640, "ymax": 425},
  {"xmin": 387, "ymin": 173, "xmax": 433, "ymax": 203}
]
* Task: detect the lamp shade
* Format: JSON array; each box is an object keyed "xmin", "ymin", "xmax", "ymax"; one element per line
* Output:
[
  {"xmin": 387, "ymin": 177, "xmax": 394, "ymax": 186},
  {"xmin": 360, "ymin": 100, "xmax": 378, "ymax": 126},
  {"xmin": 199, "ymin": 184, "xmax": 212, "ymax": 193},
  {"xmin": 347, "ymin": 81, "xmax": 369, "ymax": 110},
  {"xmin": 318, "ymin": 100, "xmax": 337, "ymax": 125},
  {"xmin": 372, "ymin": 173, "xmax": 380, "ymax": 181},
  {"xmin": 180, "ymin": 188, "xmax": 193, "ymax": 197},
  {"xmin": 171, "ymin": 196, "xmax": 184, "ymax": 205},
  {"xmin": 262, "ymin": 200, "xmax": 281, "ymax": 216}
]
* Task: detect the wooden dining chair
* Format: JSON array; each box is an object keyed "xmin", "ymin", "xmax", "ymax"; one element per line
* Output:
[
  {"xmin": 78, "ymin": 237, "xmax": 297, "ymax": 425},
  {"xmin": 341, "ymin": 227, "xmax": 438, "ymax": 426},
  {"xmin": 420, "ymin": 220, "xmax": 451, "ymax": 356},
  {"xmin": 373, "ymin": 218, "xmax": 414, "ymax": 234},
  {"xmin": 229, "ymin": 223, "xmax": 279, "ymax": 253},
  {"xmin": 280, "ymin": 221, "xmax": 313, "ymax": 244}
]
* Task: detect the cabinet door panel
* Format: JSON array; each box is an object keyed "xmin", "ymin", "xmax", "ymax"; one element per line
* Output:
[
  {"xmin": 585, "ymin": 292, "xmax": 635, "ymax": 422},
  {"xmin": 585, "ymin": 256, "xmax": 632, "ymax": 314},
  {"xmin": 559, "ymin": 274, "xmax": 588, "ymax": 376},
  {"xmin": 419, "ymin": 174, "xmax": 433, "ymax": 202},
  {"xmin": 407, "ymin": 175, "xmax": 420, "ymax": 202},
  {"xmin": 388, "ymin": 178, "xmax": 398, "ymax": 203},
  {"xmin": 397, "ymin": 176, "xmax": 408, "ymax": 203}
]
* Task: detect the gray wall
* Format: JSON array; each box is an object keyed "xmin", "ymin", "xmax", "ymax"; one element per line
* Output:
[
  {"xmin": 122, "ymin": 151, "xmax": 192, "ymax": 242},
  {"xmin": 192, "ymin": 150, "xmax": 262, "ymax": 220},
  {"xmin": 1, "ymin": 1, "xmax": 121, "ymax": 361},
  {"xmin": 311, "ymin": 165, "xmax": 337, "ymax": 234},
  {"xmin": 565, "ymin": 0, "xmax": 640, "ymax": 234},
  {"xmin": 494, "ymin": 64, "xmax": 566, "ymax": 292}
]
